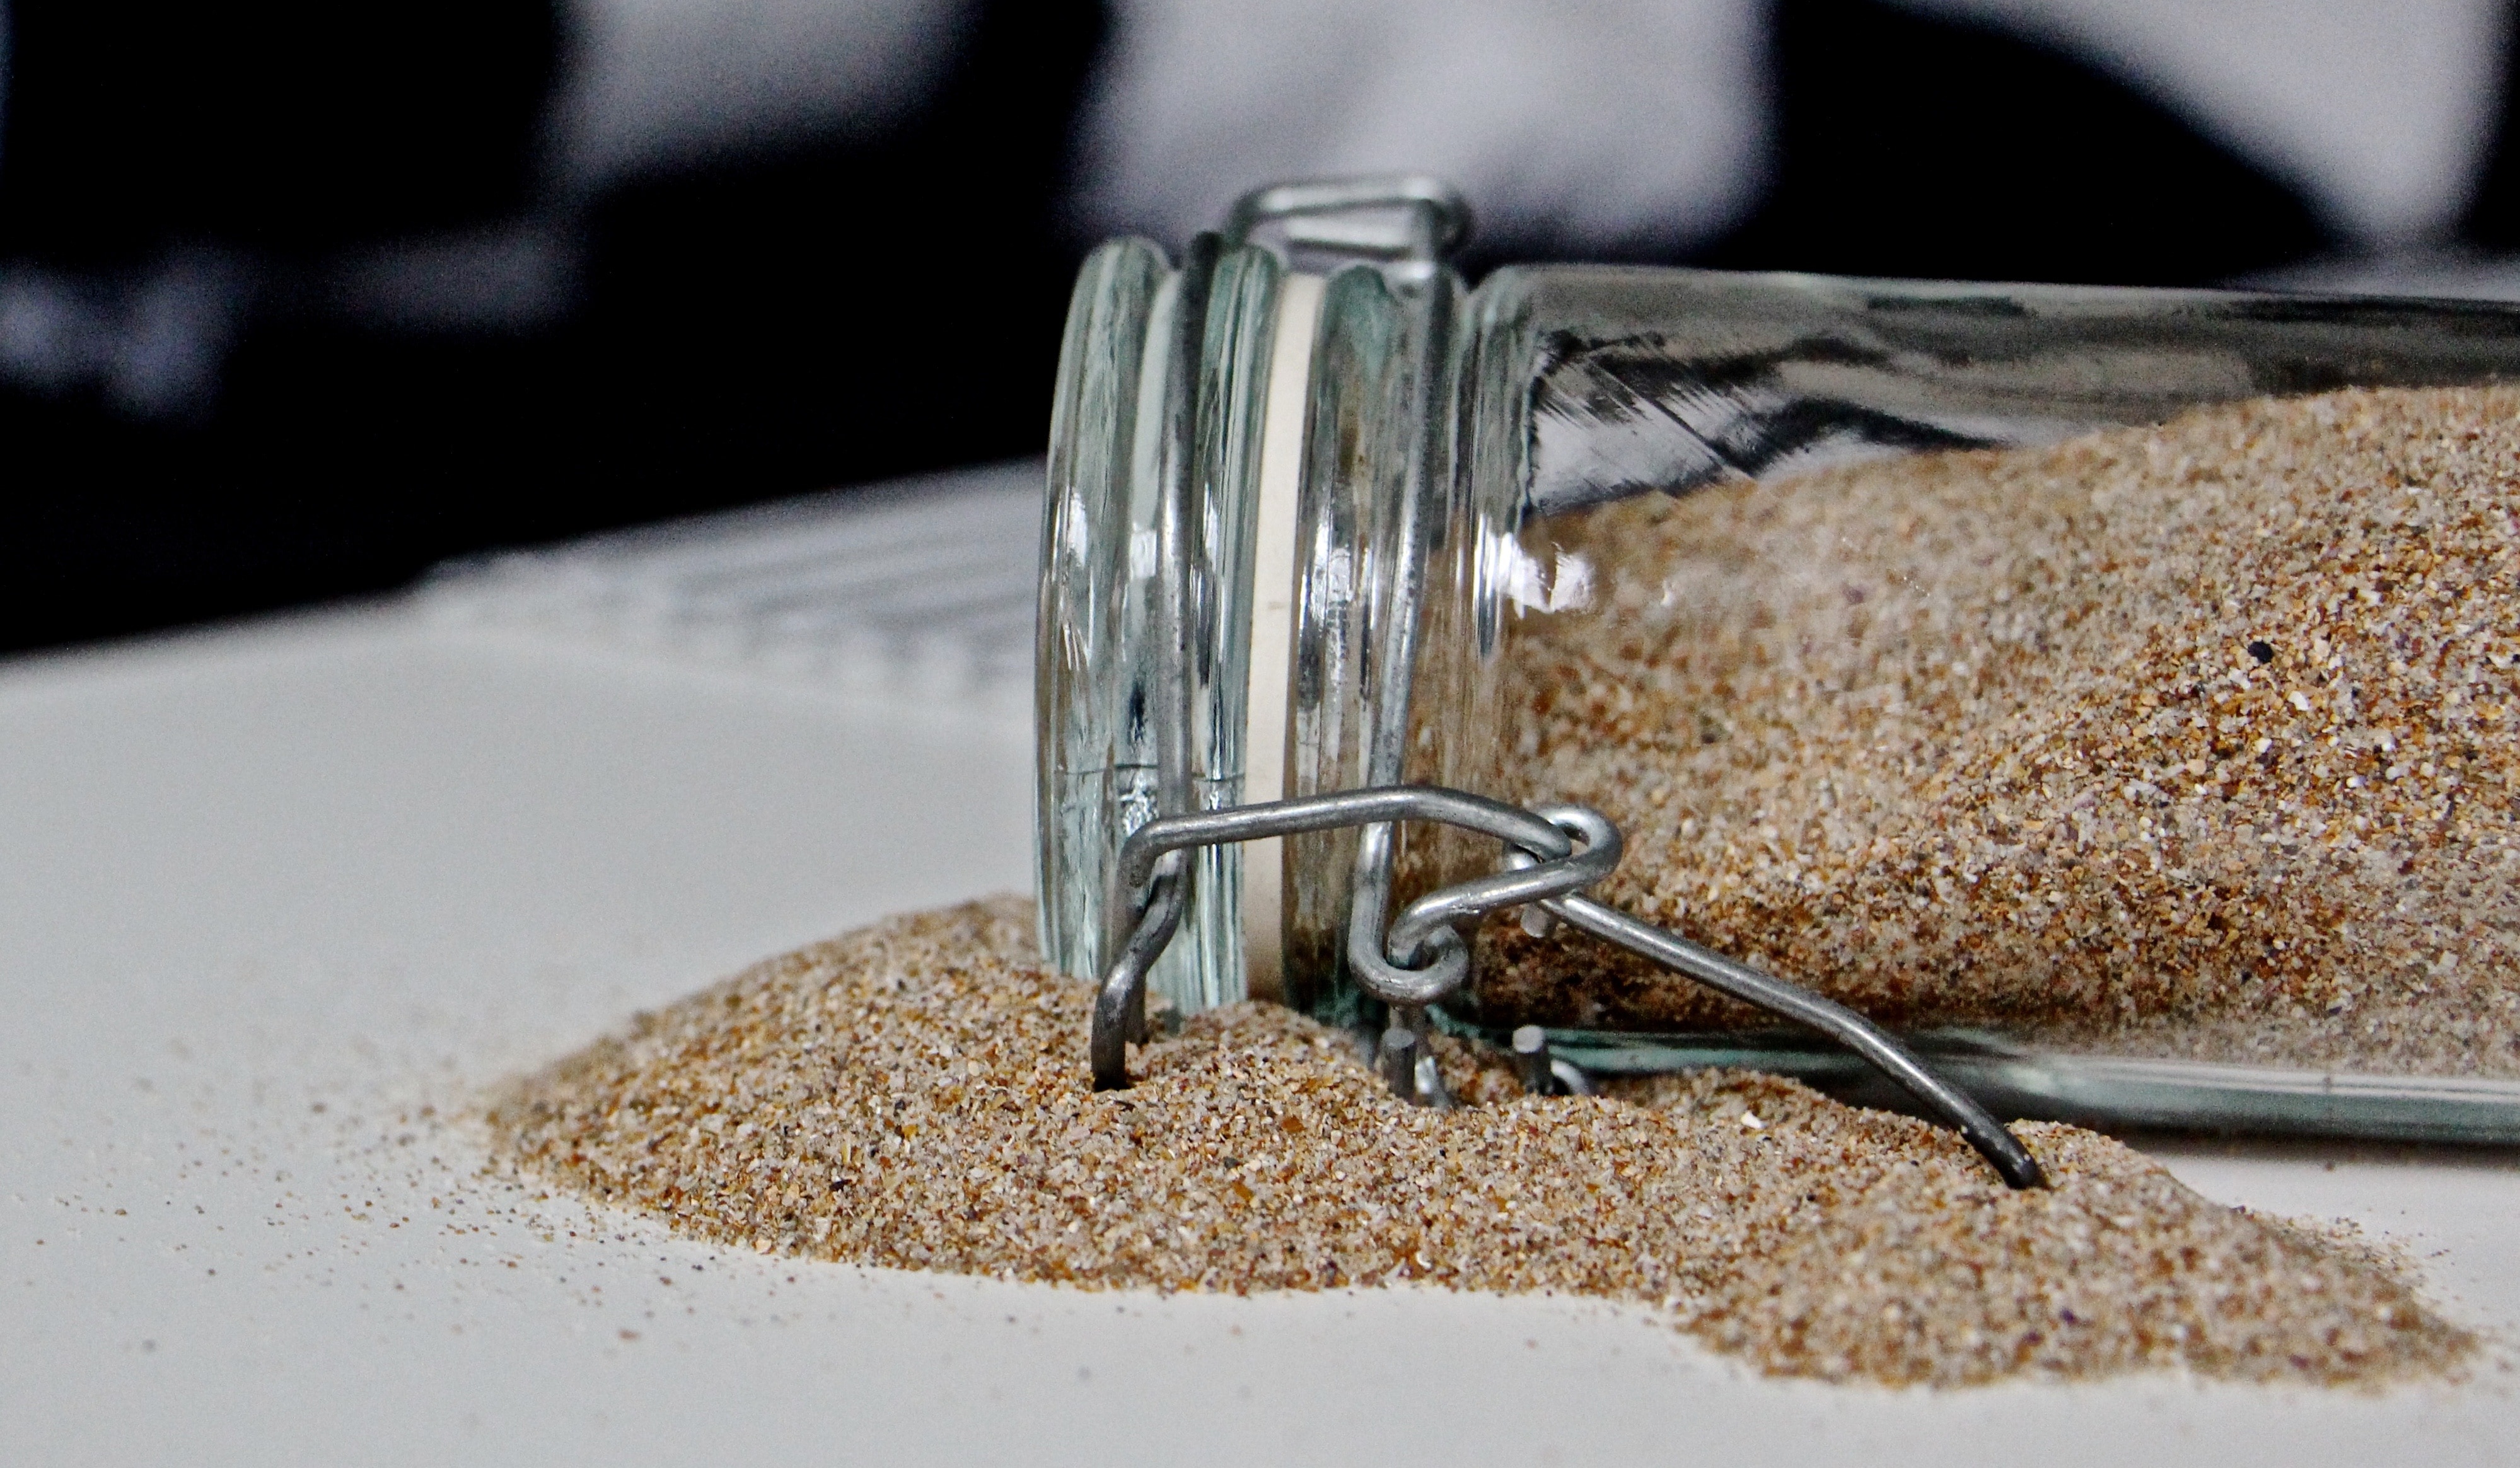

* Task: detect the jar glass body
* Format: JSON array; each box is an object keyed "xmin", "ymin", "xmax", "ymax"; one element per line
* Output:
[{"xmin": 1041, "ymin": 234, "xmax": 2520, "ymax": 1138}]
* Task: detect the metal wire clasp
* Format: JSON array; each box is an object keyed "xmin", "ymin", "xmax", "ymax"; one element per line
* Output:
[{"xmin": 1089, "ymin": 785, "xmax": 2047, "ymax": 1191}]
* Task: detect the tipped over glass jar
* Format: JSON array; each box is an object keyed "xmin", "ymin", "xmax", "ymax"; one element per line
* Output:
[{"xmin": 1036, "ymin": 176, "xmax": 2520, "ymax": 1143}]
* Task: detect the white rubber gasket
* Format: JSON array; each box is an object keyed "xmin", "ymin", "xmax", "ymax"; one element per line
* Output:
[{"xmin": 1238, "ymin": 271, "xmax": 1324, "ymax": 1002}]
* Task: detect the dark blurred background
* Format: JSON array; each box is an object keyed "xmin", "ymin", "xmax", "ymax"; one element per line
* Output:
[{"xmin": 6, "ymin": 0, "xmax": 2517, "ymax": 653}]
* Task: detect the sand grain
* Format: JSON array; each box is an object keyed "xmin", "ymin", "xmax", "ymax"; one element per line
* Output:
[{"xmin": 492, "ymin": 899, "xmax": 2471, "ymax": 1387}]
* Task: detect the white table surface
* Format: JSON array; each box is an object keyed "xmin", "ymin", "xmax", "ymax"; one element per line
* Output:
[{"xmin": 8, "ymin": 494, "xmax": 2520, "ymax": 1464}]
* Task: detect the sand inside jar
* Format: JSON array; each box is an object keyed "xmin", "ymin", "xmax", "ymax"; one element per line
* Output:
[
  {"xmin": 490, "ymin": 899, "xmax": 2472, "ymax": 1388},
  {"xmin": 1477, "ymin": 386, "xmax": 2520, "ymax": 1075}
]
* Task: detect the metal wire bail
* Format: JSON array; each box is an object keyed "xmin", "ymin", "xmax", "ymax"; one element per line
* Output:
[{"xmin": 1090, "ymin": 785, "xmax": 2048, "ymax": 1191}]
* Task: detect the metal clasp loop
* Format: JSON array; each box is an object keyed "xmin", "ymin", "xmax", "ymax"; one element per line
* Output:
[
  {"xmin": 1224, "ymin": 175, "xmax": 1472, "ymax": 280},
  {"xmin": 1089, "ymin": 785, "xmax": 2046, "ymax": 1191}
]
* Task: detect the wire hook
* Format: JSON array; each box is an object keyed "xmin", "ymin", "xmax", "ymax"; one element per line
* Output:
[{"xmin": 1089, "ymin": 785, "xmax": 2045, "ymax": 1189}]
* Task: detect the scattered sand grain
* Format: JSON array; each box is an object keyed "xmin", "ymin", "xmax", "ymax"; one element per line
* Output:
[{"xmin": 491, "ymin": 899, "xmax": 2472, "ymax": 1387}]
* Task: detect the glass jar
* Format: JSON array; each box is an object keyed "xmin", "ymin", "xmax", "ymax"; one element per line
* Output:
[{"xmin": 1037, "ymin": 177, "xmax": 2520, "ymax": 1141}]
